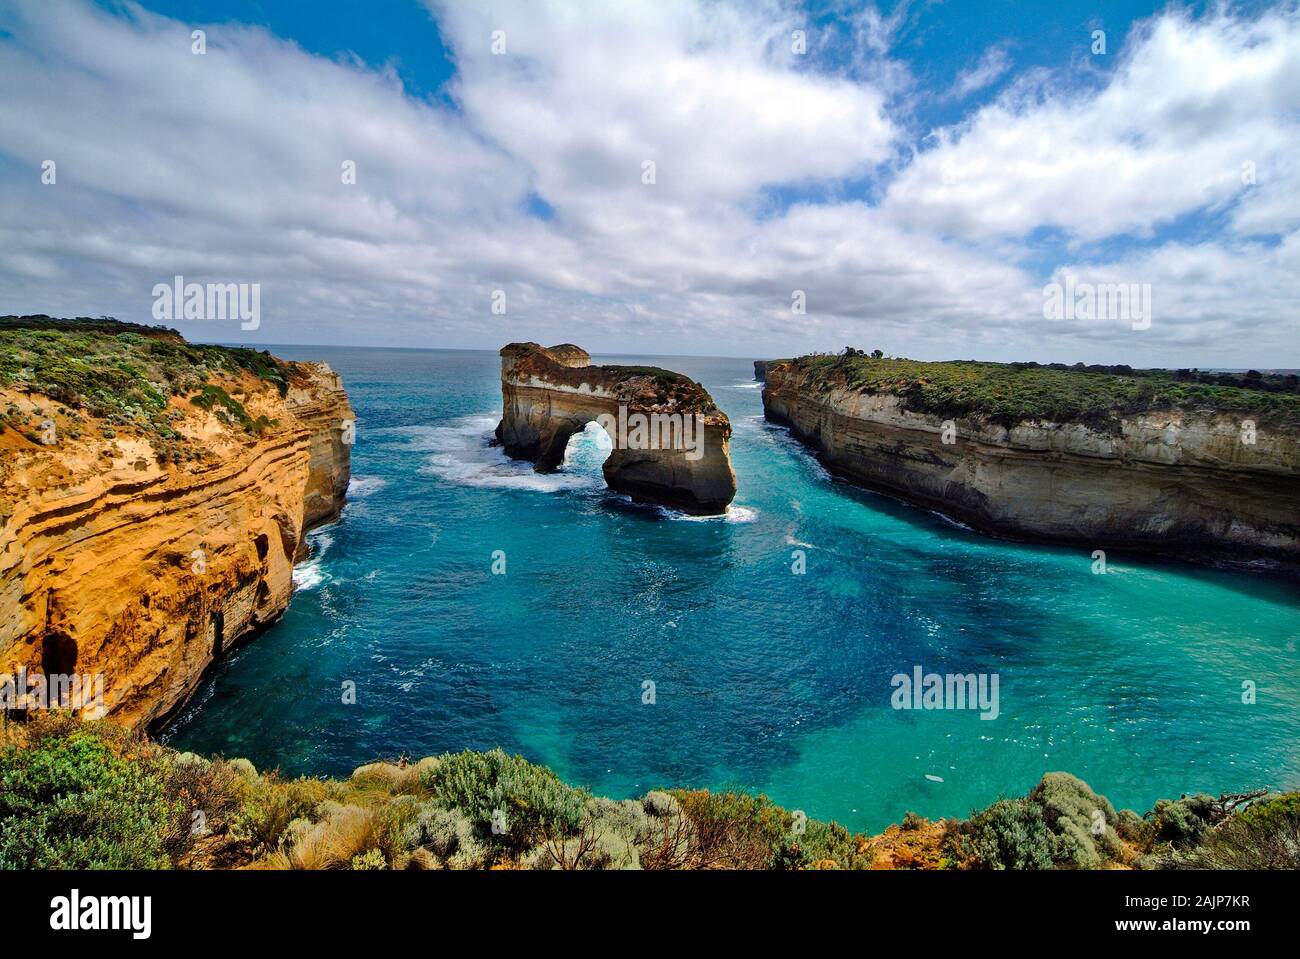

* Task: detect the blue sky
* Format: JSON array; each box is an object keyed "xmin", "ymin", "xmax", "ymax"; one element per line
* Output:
[
  {"xmin": 2, "ymin": 0, "xmax": 1297, "ymax": 365},
  {"xmin": 122, "ymin": 0, "xmax": 460, "ymax": 100}
]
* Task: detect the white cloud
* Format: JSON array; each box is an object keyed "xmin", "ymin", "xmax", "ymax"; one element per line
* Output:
[
  {"xmin": 885, "ymin": 11, "xmax": 1300, "ymax": 242},
  {"xmin": 0, "ymin": 0, "xmax": 1295, "ymax": 366},
  {"xmin": 949, "ymin": 44, "xmax": 1011, "ymax": 100}
]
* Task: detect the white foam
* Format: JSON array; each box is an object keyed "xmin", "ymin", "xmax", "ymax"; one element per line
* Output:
[
  {"xmin": 412, "ymin": 414, "xmax": 604, "ymax": 494},
  {"xmin": 927, "ymin": 509, "xmax": 974, "ymax": 532},
  {"xmin": 348, "ymin": 476, "xmax": 387, "ymax": 497},
  {"xmin": 292, "ymin": 561, "xmax": 326, "ymax": 591},
  {"xmin": 666, "ymin": 504, "xmax": 759, "ymax": 523},
  {"xmin": 292, "ymin": 530, "xmax": 332, "ymax": 591}
]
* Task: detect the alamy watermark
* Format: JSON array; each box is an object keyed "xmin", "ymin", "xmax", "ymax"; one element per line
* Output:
[
  {"xmin": 50, "ymin": 889, "xmax": 150, "ymax": 939},
  {"xmin": 1, "ymin": 668, "xmax": 105, "ymax": 716},
  {"xmin": 891, "ymin": 665, "xmax": 1000, "ymax": 720},
  {"xmin": 1043, "ymin": 277, "xmax": 1151, "ymax": 331},
  {"xmin": 152, "ymin": 275, "xmax": 260, "ymax": 330},
  {"xmin": 594, "ymin": 405, "xmax": 705, "ymax": 461}
]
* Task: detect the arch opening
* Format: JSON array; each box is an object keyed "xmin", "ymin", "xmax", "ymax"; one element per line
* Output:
[{"xmin": 560, "ymin": 420, "xmax": 614, "ymax": 476}]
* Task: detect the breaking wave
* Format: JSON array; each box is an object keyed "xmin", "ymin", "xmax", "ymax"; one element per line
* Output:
[{"xmin": 404, "ymin": 415, "xmax": 603, "ymax": 493}]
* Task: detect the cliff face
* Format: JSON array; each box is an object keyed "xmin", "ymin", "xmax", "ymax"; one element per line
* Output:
[
  {"xmin": 496, "ymin": 343, "xmax": 737, "ymax": 514},
  {"xmin": 0, "ymin": 325, "xmax": 353, "ymax": 728},
  {"xmin": 763, "ymin": 361, "xmax": 1300, "ymax": 571}
]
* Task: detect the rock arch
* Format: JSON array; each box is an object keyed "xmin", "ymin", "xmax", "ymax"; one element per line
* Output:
[{"xmin": 494, "ymin": 343, "xmax": 737, "ymax": 515}]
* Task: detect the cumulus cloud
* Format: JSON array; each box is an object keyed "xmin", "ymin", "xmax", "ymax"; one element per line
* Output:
[
  {"xmin": 885, "ymin": 11, "xmax": 1300, "ymax": 241},
  {"xmin": 0, "ymin": 0, "xmax": 1295, "ymax": 366}
]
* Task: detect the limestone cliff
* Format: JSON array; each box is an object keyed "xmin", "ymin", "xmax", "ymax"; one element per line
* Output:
[
  {"xmin": 495, "ymin": 343, "xmax": 736, "ymax": 514},
  {"xmin": 763, "ymin": 355, "xmax": 1300, "ymax": 572},
  {"xmin": 0, "ymin": 318, "xmax": 353, "ymax": 728}
]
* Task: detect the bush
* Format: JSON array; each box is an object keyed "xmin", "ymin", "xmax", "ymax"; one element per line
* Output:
[
  {"xmin": 1027, "ymin": 772, "xmax": 1124, "ymax": 868},
  {"xmin": 231, "ymin": 775, "xmax": 332, "ymax": 852},
  {"xmin": 0, "ymin": 730, "xmax": 177, "ymax": 869},
  {"xmin": 777, "ymin": 818, "xmax": 872, "ymax": 870},
  {"xmin": 1114, "ymin": 808, "xmax": 1151, "ymax": 847},
  {"xmin": 405, "ymin": 805, "xmax": 488, "ymax": 869},
  {"xmin": 1183, "ymin": 793, "xmax": 1300, "ymax": 869},
  {"xmin": 420, "ymin": 748, "xmax": 588, "ymax": 852},
  {"xmin": 159, "ymin": 753, "xmax": 249, "ymax": 860},
  {"xmin": 950, "ymin": 799, "xmax": 1055, "ymax": 870},
  {"xmin": 670, "ymin": 790, "xmax": 789, "ymax": 869},
  {"xmin": 1150, "ymin": 793, "xmax": 1219, "ymax": 849}
]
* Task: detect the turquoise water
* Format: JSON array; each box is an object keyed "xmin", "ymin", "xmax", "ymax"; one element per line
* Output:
[{"xmin": 164, "ymin": 347, "xmax": 1300, "ymax": 832}]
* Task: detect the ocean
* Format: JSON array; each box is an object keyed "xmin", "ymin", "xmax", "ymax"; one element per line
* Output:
[{"xmin": 163, "ymin": 346, "xmax": 1300, "ymax": 832}]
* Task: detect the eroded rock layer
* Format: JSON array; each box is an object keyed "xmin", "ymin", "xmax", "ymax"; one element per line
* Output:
[
  {"xmin": 0, "ymin": 341, "xmax": 353, "ymax": 729},
  {"xmin": 496, "ymin": 343, "xmax": 736, "ymax": 514},
  {"xmin": 763, "ymin": 360, "xmax": 1300, "ymax": 571}
]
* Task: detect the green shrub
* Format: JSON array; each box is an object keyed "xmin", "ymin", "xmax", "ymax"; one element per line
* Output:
[
  {"xmin": 1183, "ymin": 793, "xmax": 1300, "ymax": 869},
  {"xmin": 670, "ymin": 789, "xmax": 789, "ymax": 869},
  {"xmin": 1150, "ymin": 793, "xmax": 1219, "ymax": 849},
  {"xmin": 159, "ymin": 754, "xmax": 249, "ymax": 860},
  {"xmin": 1114, "ymin": 808, "xmax": 1151, "ymax": 847},
  {"xmin": 777, "ymin": 818, "xmax": 871, "ymax": 870},
  {"xmin": 1027, "ymin": 772, "xmax": 1123, "ymax": 868},
  {"xmin": 525, "ymin": 798, "xmax": 646, "ymax": 870},
  {"xmin": 950, "ymin": 799, "xmax": 1055, "ymax": 870},
  {"xmin": 420, "ymin": 748, "xmax": 588, "ymax": 852},
  {"xmin": 406, "ymin": 805, "xmax": 488, "ymax": 869},
  {"xmin": 0, "ymin": 730, "xmax": 177, "ymax": 869},
  {"xmin": 231, "ymin": 776, "xmax": 331, "ymax": 851},
  {"xmin": 349, "ymin": 848, "xmax": 386, "ymax": 870}
]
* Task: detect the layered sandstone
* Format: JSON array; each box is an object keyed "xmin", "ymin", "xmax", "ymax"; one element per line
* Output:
[
  {"xmin": 495, "ymin": 343, "xmax": 736, "ymax": 514},
  {"xmin": 0, "ymin": 329, "xmax": 353, "ymax": 729},
  {"xmin": 763, "ymin": 359, "xmax": 1300, "ymax": 571}
]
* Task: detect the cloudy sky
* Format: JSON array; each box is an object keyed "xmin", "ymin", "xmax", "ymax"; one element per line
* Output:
[{"xmin": 0, "ymin": 0, "xmax": 1297, "ymax": 365}]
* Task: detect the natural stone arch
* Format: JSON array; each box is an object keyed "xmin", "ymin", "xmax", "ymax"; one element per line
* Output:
[{"xmin": 494, "ymin": 343, "xmax": 737, "ymax": 515}]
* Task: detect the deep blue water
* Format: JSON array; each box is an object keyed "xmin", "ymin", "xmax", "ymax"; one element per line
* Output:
[{"xmin": 165, "ymin": 347, "xmax": 1300, "ymax": 831}]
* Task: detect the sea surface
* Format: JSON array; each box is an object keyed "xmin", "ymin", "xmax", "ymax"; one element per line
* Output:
[{"xmin": 165, "ymin": 347, "xmax": 1300, "ymax": 832}]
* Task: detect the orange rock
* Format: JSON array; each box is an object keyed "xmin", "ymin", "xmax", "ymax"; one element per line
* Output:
[{"xmin": 0, "ymin": 352, "xmax": 353, "ymax": 730}]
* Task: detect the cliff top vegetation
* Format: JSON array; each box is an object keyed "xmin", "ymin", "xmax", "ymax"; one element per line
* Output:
[
  {"xmin": 775, "ymin": 350, "xmax": 1300, "ymax": 429},
  {"xmin": 0, "ymin": 316, "xmax": 297, "ymax": 460},
  {"xmin": 503, "ymin": 341, "xmax": 724, "ymax": 417},
  {"xmin": 1, "ymin": 715, "xmax": 1294, "ymax": 871}
]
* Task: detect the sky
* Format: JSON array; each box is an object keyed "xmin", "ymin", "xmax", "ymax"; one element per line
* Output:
[{"xmin": 0, "ymin": 0, "xmax": 1297, "ymax": 365}]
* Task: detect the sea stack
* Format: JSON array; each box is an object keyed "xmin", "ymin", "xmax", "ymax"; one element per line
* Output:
[{"xmin": 496, "ymin": 343, "xmax": 737, "ymax": 515}]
